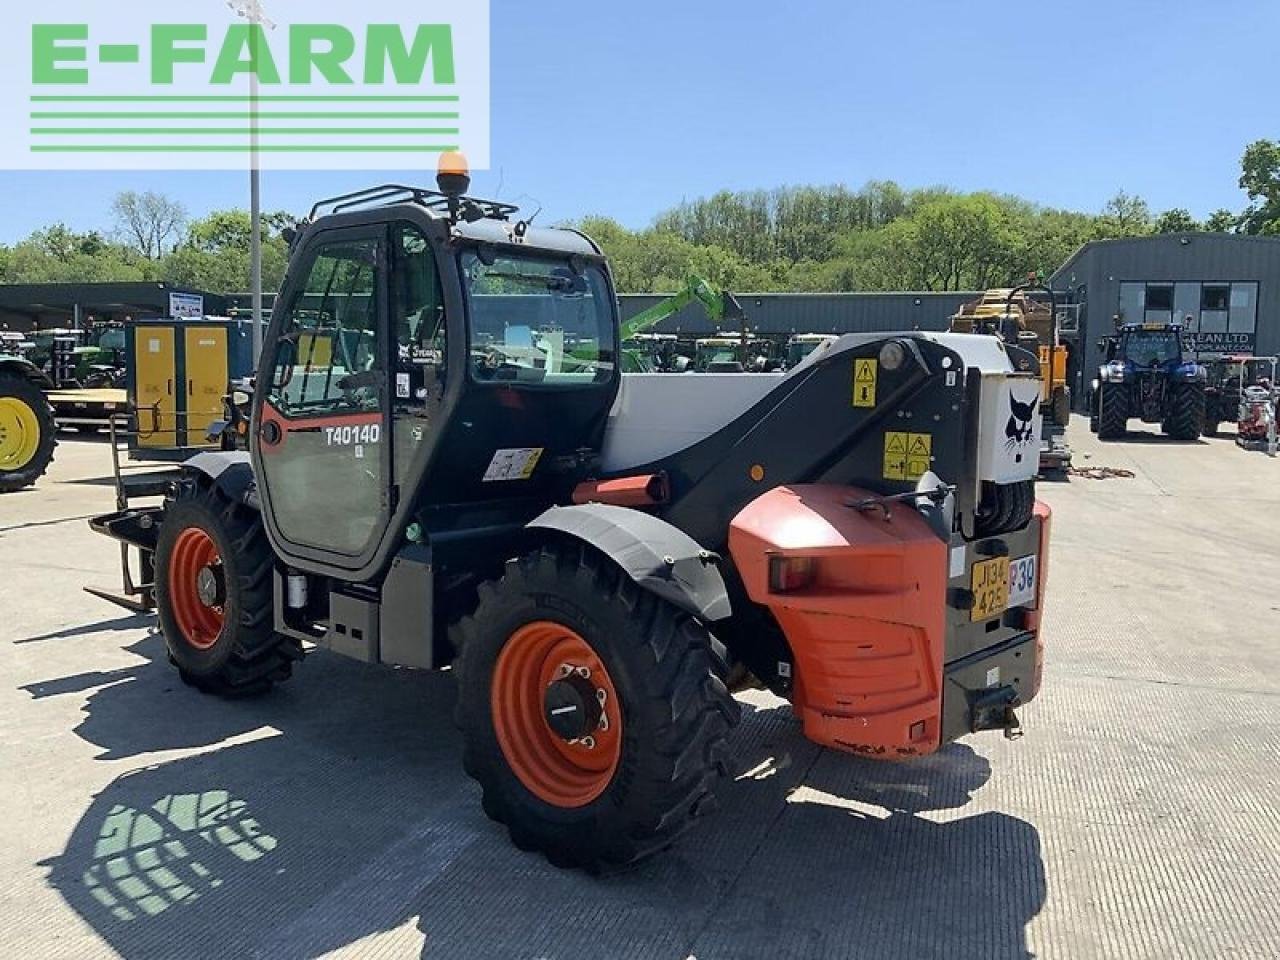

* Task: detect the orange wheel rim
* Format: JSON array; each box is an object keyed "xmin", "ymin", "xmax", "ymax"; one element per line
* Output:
[
  {"xmin": 491, "ymin": 621, "xmax": 623, "ymax": 808},
  {"xmin": 168, "ymin": 528, "xmax": 225, "ymax": 651}
]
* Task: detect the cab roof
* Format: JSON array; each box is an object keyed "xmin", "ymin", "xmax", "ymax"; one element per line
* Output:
[{"xmin": 306, "ymin": 183, "xmax": 601, "ymax": 257}]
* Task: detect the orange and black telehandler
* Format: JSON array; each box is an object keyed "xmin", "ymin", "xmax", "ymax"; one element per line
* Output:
[{"xmin": 89, "ymin": 156, "xmax": 1052, "ymax": 870}]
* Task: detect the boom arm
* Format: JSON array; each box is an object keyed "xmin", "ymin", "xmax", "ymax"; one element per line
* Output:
[{"xmin": 621, "ymin": 275, "xmax": 745, "ymax": 342}]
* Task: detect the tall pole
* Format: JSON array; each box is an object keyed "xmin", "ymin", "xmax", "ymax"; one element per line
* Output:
[
  {"xmin": 251, "ymin": 161, "xmax": 263, "ymax": 362},
  {"xmin": 250, "ymin": 38, "xmax": 263, "ymax": 363},
  {"xmin": 232, "ymin": 1, "xmax": 273, "ymax": 365}
]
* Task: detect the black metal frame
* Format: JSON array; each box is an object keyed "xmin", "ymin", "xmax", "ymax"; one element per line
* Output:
[{"xmin": 308, "ymin": 184, "xmax": 521, "ymax": 223}]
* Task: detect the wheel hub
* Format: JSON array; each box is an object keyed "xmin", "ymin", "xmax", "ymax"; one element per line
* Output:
[
  {"xmin": 196, "ymin": 564, "xmax": 226, "ymax": 608},
  {"xmin": 167, "ymin": 527, "xmax": 225, "ymax": 651},
  {"xmin": 490, "ymin": 622, "xmax": 624, "ymax": 808},
  {"xmin": 544, "ymin": 671, "xmax": 605, "ymax": 742},
  {"xmin": 0, "ymin": 397, "xmax": 41, "ymax": 471}
]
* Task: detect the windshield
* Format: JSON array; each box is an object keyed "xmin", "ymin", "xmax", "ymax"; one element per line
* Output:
[
  {"xmin": 788, "ymin": 340, "xmax": 824, "ymax": 366},
  {"xmin": 96, "ymin": 328, "xmax": 125, "ymax": 351},
  {"xmin": 1122, "ymin": 331, "xmax": 1182, "ymax": 366},
  {"xmin": 462, "ymin": 251, "xmax": 616, "ymax": 386}
]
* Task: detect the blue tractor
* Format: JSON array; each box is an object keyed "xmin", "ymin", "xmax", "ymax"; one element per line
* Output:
[{"xmin": 1089, "ymin": 323, "xmax": 1207, "ymax": 441}]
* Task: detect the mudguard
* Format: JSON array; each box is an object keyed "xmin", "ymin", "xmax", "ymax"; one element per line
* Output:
[
  {"xmin": 182, "ymin": 452, "xmax": 259, "ymax": 511},
  {"xmin": 528, "ymin": 503, "xmax": 731, "ymax": 622}
]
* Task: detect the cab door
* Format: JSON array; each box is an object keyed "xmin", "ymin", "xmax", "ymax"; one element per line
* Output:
[{"xmin": 254, "ymin": 227, "xmax": 393, "ymax": 566}]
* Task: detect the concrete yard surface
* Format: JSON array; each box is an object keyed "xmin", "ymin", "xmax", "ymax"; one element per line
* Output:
[{"xmin": 0, "ymin": 420, "xmax": 1277, "ymax": 960}]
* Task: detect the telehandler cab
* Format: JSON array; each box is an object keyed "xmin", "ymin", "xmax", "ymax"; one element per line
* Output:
[{"xmin": 90, "ymin": 156, "xmax": 1053, "ymax": 870}]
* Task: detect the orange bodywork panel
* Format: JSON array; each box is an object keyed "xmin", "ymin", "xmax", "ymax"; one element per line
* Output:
[
  {"xmin": 572, "ymin": 473, "xmax": 669, "ymax": 508},
  {"xmin": 1025, "ymin": 500, "xmax": 1053, "ymax": 699},
  {"xmin": 729, "ymin": 485, "xmax": 949, "ymax": 758}
]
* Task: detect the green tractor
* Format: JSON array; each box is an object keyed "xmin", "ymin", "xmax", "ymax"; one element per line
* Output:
[
  {"xmin": 0, "ymin": 342, "xmax": 58, "ymax": 493},
  {"xmin": 27, "ymin": 323, "xmax": 127, "ymax": 389}
]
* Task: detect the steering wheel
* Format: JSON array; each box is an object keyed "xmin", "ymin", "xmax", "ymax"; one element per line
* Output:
[{"xmin": 473, "ymin": 347, "xmax": 507, "ymax": 379}]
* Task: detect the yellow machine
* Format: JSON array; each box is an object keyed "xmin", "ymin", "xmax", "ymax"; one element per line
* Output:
[
  {"xmin": 951, "ymin": 285, "xmax": 1072, "ymax": 472},
  {"xmin": 127, "ymin": 318, "xmax": 252, "ymax": 459},
  {"xmin": 951, "ymin": 288, "xmax": 1070, "ymax": 428}
]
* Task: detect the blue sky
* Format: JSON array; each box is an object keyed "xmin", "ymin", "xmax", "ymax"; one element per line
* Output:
[{"xmin": 1, "ymin": 0, "xmax": 1275, "ymax": 244}]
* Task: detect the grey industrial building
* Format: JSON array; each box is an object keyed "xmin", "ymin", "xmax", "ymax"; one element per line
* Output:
[
  {"xmin": 0, "ymin": 283, "xmax": 226, "ymax": 334},
  {"xmin": 619, "ymin": 291, "xmax": 978, "ymax": 338},
  {"xmin": 1051, "ymin": 233, "xmax": 1280, "ymax": 402}
]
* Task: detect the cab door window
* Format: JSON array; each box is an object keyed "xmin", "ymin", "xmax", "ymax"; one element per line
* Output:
[
  {"xmin": 271, "ymin": 240, "xmax": 381, "ymax": 417},
  {"xmin": 261, "ymin": 234, "xmax": 388, "ymax": 558}
]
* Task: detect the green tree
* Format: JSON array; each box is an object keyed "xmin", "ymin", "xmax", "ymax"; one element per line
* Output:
[
  {"xmin": 1098, "ymin": 191, "xmax": 1153, "ymax": 237},
  {"xmin": 161, "ymin": 209, "xmax": 291, "ymax": 293},
  {"xmin": 0, "ymin": 224, "xmax": 149, "ymax": 283},
  {"xmin": 1154, "ymin": 208, "xmax": 1200, "ymax": 233},
  {"xmin": 1239, "ymin": 139, "xmax": 1280, "ymax": 235},
  {"xmin": 1204, "ymin": 209, "xmax": 1238, "ymax": 233},
  {"xmin": 112, "ymin": 191, "xmax": 188, "ymax": 259}
]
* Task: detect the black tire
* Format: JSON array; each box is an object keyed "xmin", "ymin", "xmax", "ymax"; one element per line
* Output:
[
  {"xmin": 1051, "ymin": 385, "xmax": 1072, "ymax": 429},
  {"xmin": 1097, "ymin": 383, "xmax": 1127, "ymax": 440},
  {"xmin": 454, "ymin": 544, "xmax": 739, "ymax": 871},
  {"xmin": 0, "ymin": 371, "xmax": 57, "ymax": 494},
  {"xmin": 1169, "ymin": 381, "xmax": 1206, "ymax": 441},
  {"xmin": 154, "ymin": 479, "xmax": 300, "ymax": 696},
  {"xmin": 975, "ymin": 480, "xmax": 1034, "ymax": 538}
]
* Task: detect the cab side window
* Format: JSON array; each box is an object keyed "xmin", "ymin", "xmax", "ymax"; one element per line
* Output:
[
  {"xmin": 391, "ymin": 225, "xmax": 447, "ymax": 486},
  {"xmin": 269, "ymin": 239, "xmax": 381, "ymax": 417}
]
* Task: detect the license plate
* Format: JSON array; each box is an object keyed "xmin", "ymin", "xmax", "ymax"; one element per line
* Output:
[
  {"xmin": 971, "ymin": 557, "xmax": 1010, "ymax": 622},
  {"xmin": 1008, "ymin": 555, "xmax": 1037, "ymax": 609}
]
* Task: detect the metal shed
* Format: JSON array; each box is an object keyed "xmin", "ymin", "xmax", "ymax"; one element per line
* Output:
[
  {"xmin": 1051, "ymin": 234, "xmax": 1280, "ymax": 403},
  {"xmin": 619, "ymin": 291, "xmax": 979, "ymax": 338},
  {"xmin": 0, "ymin": 283, "xmax": 227, "ymax": 335}
]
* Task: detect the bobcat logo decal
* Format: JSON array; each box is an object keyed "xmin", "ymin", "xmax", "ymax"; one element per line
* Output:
[{"xmin": 1005, "ymin": 388, "xmax": 1040, "ymax": 454}]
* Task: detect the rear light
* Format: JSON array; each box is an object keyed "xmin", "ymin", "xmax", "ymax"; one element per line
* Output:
[{"xmin": 768, "ymin": 556, "xmax": 816, "ymax": 594}]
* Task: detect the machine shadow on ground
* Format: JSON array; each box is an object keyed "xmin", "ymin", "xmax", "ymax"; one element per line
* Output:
[{"xmin": 30, "ymin": 632, "xmax": 1045, "ymax": 960}]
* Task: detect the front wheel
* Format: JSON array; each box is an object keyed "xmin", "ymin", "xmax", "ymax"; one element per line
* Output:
[
  {"xmin": 1051, "ymin": 385, "xmax": 1072, "ymax": 429},
  {"xmin": 454, "ymin": 544, "xmax": 739, "ymax": 871},
  {"xmin": 0, "ymin": 372, "xmax": 56, "ymax": 493},
  {"xmin": 1170, "ymin": 381, "xmax": 1206, "ymax": 441},
  {"xmin": 1097, "ymin": 383, "xmax": 1127, "ymax": 440},
  {"xmin": 154, "ymin": 480, "xmax": 300, "ymax": 696}
]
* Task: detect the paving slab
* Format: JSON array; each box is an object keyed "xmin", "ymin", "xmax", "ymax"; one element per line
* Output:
[{"xmin": 0, "ymin": 419, "xmax": 1276, "ymax": 959}]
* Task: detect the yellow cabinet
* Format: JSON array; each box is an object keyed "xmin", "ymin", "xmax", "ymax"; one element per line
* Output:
[
  {"xmin": 132, "ymin": 326, "xmax": 178, "ymax": 449},
  {"xmin": 128, "ymin": 319, "xmax": 251, "ymax": 459}
]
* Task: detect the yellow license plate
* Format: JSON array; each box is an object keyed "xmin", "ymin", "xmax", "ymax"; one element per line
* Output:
[{"xmin": 971, "ymin": 557, "xmax": 1011, "ymax": 622}]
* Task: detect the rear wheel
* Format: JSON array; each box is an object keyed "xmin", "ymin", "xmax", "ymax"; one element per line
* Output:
[
  {"xmin": 1097, "ymin": 383, "xmax": 1127, "ymax": 440},
  {"xmin": 155, "ymin": 479, "xmax": 300, "ymax": 696},
  {"xmin": 1051, "ymin": 385, "xmax": 1072, "ymax": 429},
  {"xmin": 0, "ymin": 372, "xmax": 56, "ymax": 493},
  {"xmin": 454, "ymin": 544, "xmax": 739, "ymax": 871},
  {"xmin": 1170, "ymin": 381, "xmax": 1206, "ymax": 441}
]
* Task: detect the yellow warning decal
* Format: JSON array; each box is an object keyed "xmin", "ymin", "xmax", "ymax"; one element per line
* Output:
[
  {"xmin": 883, "ymin": 431, "xmax": 933, "ymax": 482},
  {"xmin": 906, "ymin": 433, "xmax": 933, "ymax": 481},
  {"xmin": 853, "ymin": 358, "xmax": 878, "ymax": 408}
]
